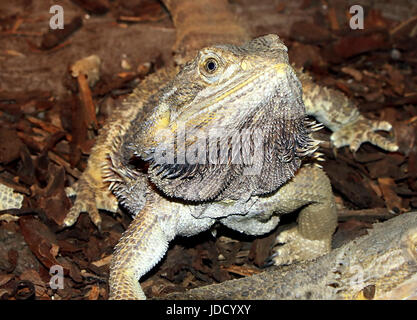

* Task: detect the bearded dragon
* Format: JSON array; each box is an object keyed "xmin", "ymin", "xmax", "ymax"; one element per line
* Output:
[{"xmin": 63, "ymin": 0, "xmax": 398, "ymax": 300}]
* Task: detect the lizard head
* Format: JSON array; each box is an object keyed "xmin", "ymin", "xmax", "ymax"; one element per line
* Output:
[{"xmin": 126, "ymin": 34, "xmax": 316, "ymax": 202}]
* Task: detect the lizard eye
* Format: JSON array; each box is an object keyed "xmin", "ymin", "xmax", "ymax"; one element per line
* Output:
[{"xmin": 204, "ymin": 58, "xmax": 218, "ymax": 74}]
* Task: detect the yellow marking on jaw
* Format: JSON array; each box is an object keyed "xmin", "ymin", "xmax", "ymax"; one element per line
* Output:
[
  {"xmin": 273, "ymin": 63, "xmax": 288, "ymax": 75},
  {"xmin": 148, "ymin": 110, "xmax": 172, "ymax": 145},
  {"xmin": 155, "ymin": 110, "xmax": 171, "ymax": 129},
  {"xmin": 184, "ymin": 111, "xmax": 217, "ymax": 128},
  {"xmin": 241, "ymin": 61, "xmax": 248, "ymax": 71}
]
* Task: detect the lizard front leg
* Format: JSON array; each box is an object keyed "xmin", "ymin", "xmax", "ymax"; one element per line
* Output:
[
  {"xmin": 299, "ymin": 71, "xmax": 398, "ymax": 153},
  {"xmin": 109, "ymin": 193, "xmax": 215, "ymax": 300},
  {"xmin": 109, "ymin": 205, "xmax": 168, "ymax": 300},
  {"xmin": 270, "ymin": 165, "xmax": 337, "ymax": 265},
  {"xmin": 219, "ymin": 165, "xmax": 337, "ymax": 266}
]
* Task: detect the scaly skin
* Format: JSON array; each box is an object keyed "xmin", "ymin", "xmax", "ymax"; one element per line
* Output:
[
  {"xmin": 63, "ymin": 0, "xmax": 398, "ymax": 300},
  {"xmin": 0, "ymin": 184, "xmax": 24, "ymax": 211},
  {"xmin": 64, "ymin": 0, "xmax": 397, "ymax": 229},
  {"xmin": 104, "ymin": 35, "xmax": 338, "ymax": 299},
  {"xmin": 299, "ymin": 71, "xmax": 398, "ymax": 152},
  {"xmin": 164, "ymin": 0, "xmax": 397, "ymax": 153},
  {"xmin": 163, "ymin": 212, "xmax": 417, "ymax": 300},
  {"xmin": 109, "ymin": 164, "xmax": 336, "ymax": 299}
]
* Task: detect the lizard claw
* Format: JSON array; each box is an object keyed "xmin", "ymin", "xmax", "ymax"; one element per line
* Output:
[
  {"xmin": 269, "ymin": 227, "xmax": 331, "ymax": 266},
  {"xmin": 330, "ymin": 115, "xmax": 398, "ymax": 153},
  {"xmin": 64, "ymin": 175, "xmax": 118, "ymax": 229}
]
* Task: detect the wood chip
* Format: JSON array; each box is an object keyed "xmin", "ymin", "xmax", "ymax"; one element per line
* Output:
[
  {"xmin": 91, "ymin": 255, "xmax": 112, "ymax": 268},
  {"xmin": 337, "ymin": 208, "xmax": 393, "ymax": 221},
  {"xmin": 86, "ymin": 285, "xmax": 100, "ymax": 300},
  {"xmin": 41, "ymin": 16, "xmax": 83, "ymax": 50},
  {"xmin": 327, "ymin": 7, "xmax": 339, "ymax": 31},
  {"xmin": 378, "ymin": 177, "xmax": 404, "ymax": 213},
  {"xmin": 220, "ymin": 265, "xmax": 261, "ymax": 277},
  {"xmin": 341, "ymin": 67, "xmax": 363, "ymax": 82}
]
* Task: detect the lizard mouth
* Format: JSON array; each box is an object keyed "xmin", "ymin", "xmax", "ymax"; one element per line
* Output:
[{"xmin": 174, "ymin": 63, "xmax": 301, "ymax": 127}]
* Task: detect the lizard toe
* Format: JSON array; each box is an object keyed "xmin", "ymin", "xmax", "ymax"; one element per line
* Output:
[
  {"xmin": 63, "ymin": 176, "xmax": 118, "ymax": 228},
  {"xmin": 270, "ymin": 226, "xmax": 331, "ymax": 266},
  {"xmin": 330, "ymin": 115, "xmax": 398, "ymax": 152}
]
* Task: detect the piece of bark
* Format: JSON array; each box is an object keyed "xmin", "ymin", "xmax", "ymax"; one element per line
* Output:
[
  {"xmin": 220, "ymin": 265, "xmax": 261, "ymax": 277},
  {"xmin": 71, "ymin": 0, "xmax": 110, "ymax": 14},
  {"xmin": 0, "ymin": 91, "xmax": 51, "ymax": 104},
  {"xmin": 248, "ymin": 232, "xmax": 277, "ymax": 267},
  {"xmin": 325, "ymin": 30, "xmax": 390, "ymax": 62},
  {"xmin": 390, "ymin": 15, "xmax": 417, "ymax": 48},
  {"xmin": 290, "ymin": 21, "xmax": 334, "ymax": 44},
  {"xmin": 19, "ymin": 217, "xmax": 62, "ymax": 271},
  {"xmin": 337, "ymin": 208, "xmax": 394, "ymax": 222},
  {"xmin": 324, "ymin": 159, "xmax": 384, "ymax": 208},
  {"xmin": 289, "ymin": 42, "xmax": 327, "ymax": 70},
  {"xmin": 366, "ymin": 158, "xmax": 403, "ymax": 180},
  {"xmin": 68, "ymin": 96, "xmax": 85, "ymax": 167},
  {"xmin": 48, "ymin": 151, "xmax": 81, "ymax": 179},
  {"xmin": 161, "ymin": 212, "xmax": 417, "ymax": 300},
  {"xmin": 0, "ymin": 127, "xmax": 24, "ymax": 164},
  {"xmin": 41, "ymin": 16, "xmax": 83, "ymax": 50},
  {"xmin": 378, "ymin": 177, "xmax": 405, "ymax": 213},
  {"xmin": 70, "ymin": 55, "xmax": 102, "ymax": 131},
  {"xmin": 116, "ymin": 0, "xmax": 164, "ymax": 21},
  {"xmin": 0, "ymin": 176, "xmax": 30, "ymax": 196},
  {"xmin": 36, "ymin": 165, "xmax": 72, "ymax": 226},
  {"xmin": 19, "ymin": 269, "xmax": 47, "ymax": 298}
]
